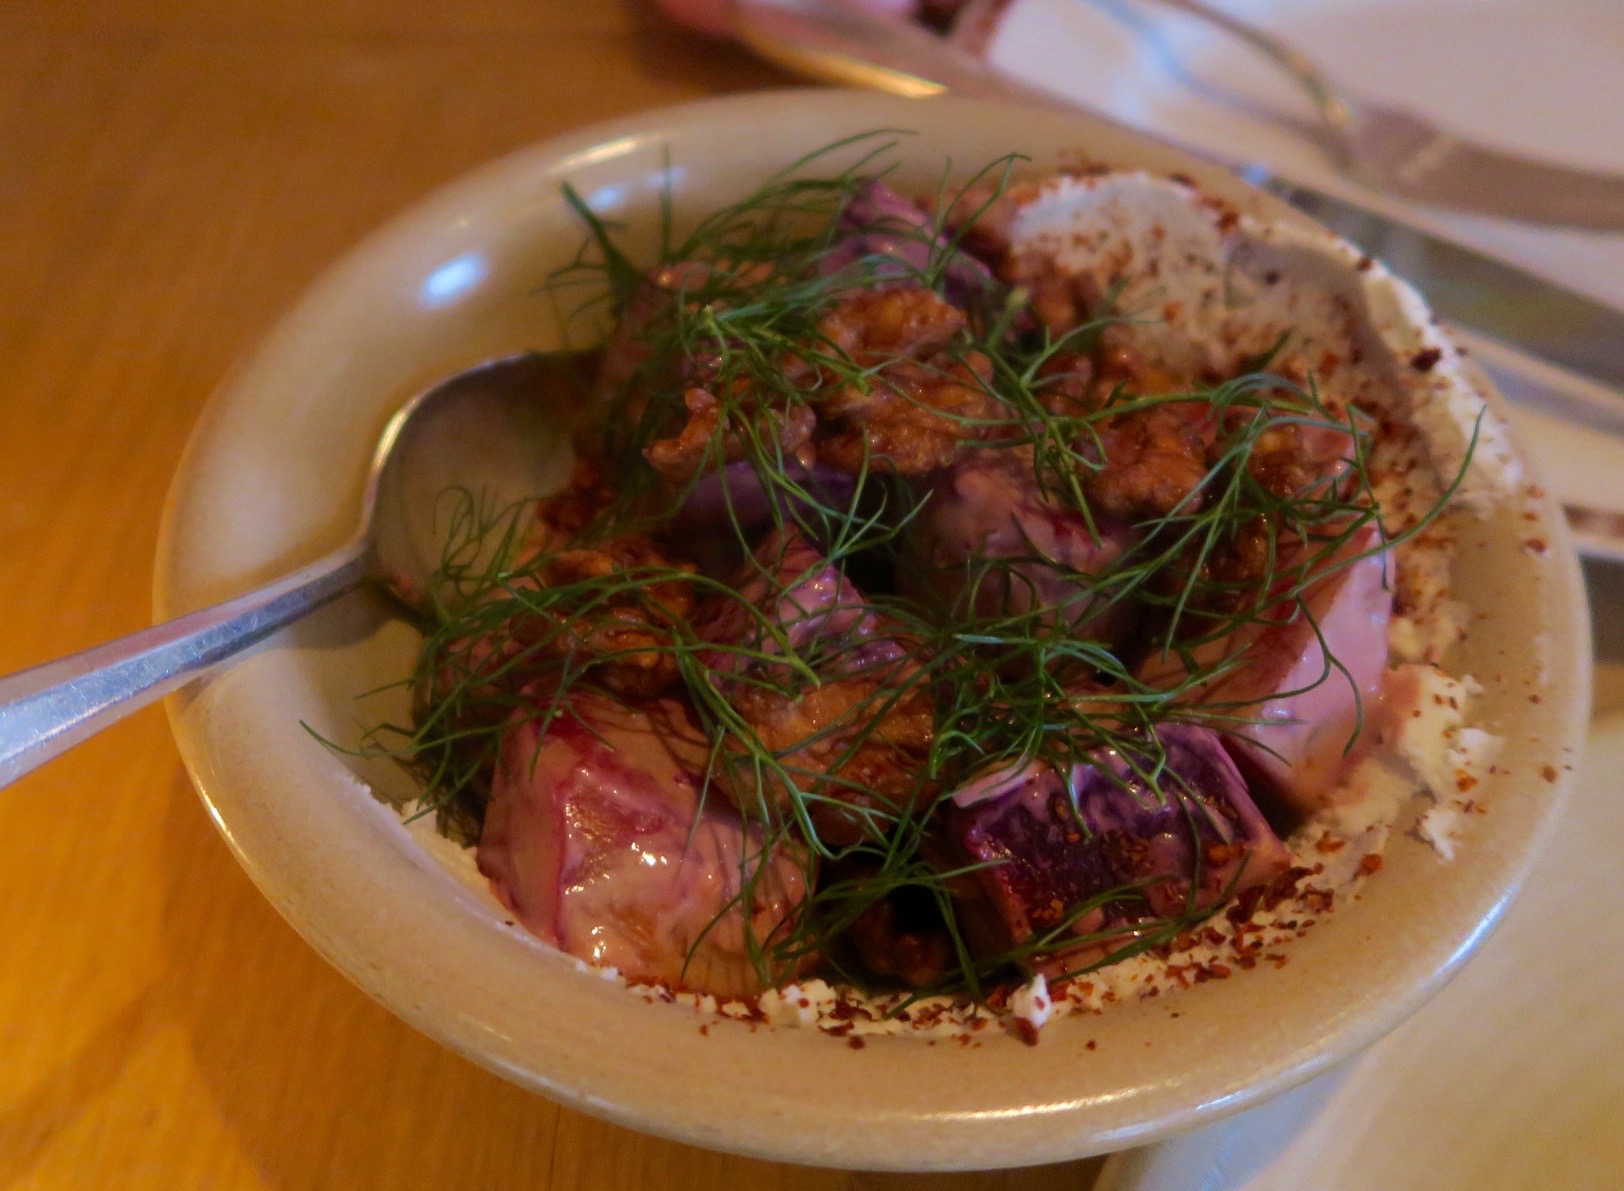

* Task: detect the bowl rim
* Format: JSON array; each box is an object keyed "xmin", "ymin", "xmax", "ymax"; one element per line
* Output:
[{"xmin": 153, "ymin": 87, "xmax": 1592, "ymax": 1170}]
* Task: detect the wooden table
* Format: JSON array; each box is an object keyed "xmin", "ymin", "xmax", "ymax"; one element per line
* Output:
[{"xmin": 0, "ymin": 1, "xmax": 1106, "ymax": 1185}]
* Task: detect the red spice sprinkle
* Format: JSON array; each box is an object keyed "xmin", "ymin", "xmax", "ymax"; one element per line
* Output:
[
  {"xmin": 1013, "ymin": 1018, "xmax": 1041, "ymax": 1047},
  {"xmin": 848, "ymin": 1036, "xmax": 866, "ymax": 1050},
  {"xmin": 1410, "ymin": 347, "xmax": 1443, "ymax": 372},
  {"xmin": 1541, "ymin": 765, "xmax": 1558, "ymax": 782},
  {"xmin": 1086, "ymin": 1040, "xmax": 1098, "ymax": 1051},
  {"xmin": 699, "ymin": 1023, "xmax": 710, "ymax": 1037},
  {"xmin": 1358, "ymin": 854, "xmax": 1383, "ymax": 876},
  {"xmin": 1315, "ymin": 835, "xmax": 1348, "ymax": 854}
]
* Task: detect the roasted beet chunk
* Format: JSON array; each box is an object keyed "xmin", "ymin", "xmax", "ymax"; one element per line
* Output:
[
  {"xmin": 1140, "ymin": 523, "xmax": 1392, "ymax": 816},
  {"xmin": 821, "ymin": 180, "xmax": 997, "ymax": 309},
  {"xmin": 693, "ymin": 529, "xmax": 933, "ymax": 844},
  {"xmin": 944, "ymin": 725, "xmax": 1291, "ymax": 974},
  {"xmin": 477, "ymin": 690, "xmax": 810, "ymax": 998},
  {"xmin": 911, "ymin": 445, "xmax": 1142, "ymax": 646}
]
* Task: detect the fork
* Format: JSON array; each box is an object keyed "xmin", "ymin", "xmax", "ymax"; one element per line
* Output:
[{"xmin": 1144, "ymin": 0, "xmax": 1624, "ymax": 229}]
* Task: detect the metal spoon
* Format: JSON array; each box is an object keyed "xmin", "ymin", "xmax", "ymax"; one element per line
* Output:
[{"xmin": 0, "ymin": 351, "xmax": 582, "ymax": 789}]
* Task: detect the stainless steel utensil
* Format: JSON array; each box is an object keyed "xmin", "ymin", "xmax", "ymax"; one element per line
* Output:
[
  {"xmin": 735, "ymin": 0, "xmax": 1624, "ymax": 385},
  {"xmin": 0, "ymin": 352, "xmax": 571, "ymax": 788},
  {"xmin": 733, "ymin": 0, "xmax": 1624, "ymax": 555},
  {"xmin": 1146, "ymin": 0, "xmax": 1624, "ymax": 229}
]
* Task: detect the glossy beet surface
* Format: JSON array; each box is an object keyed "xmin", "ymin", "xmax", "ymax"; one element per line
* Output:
[
  {"xmin": 914, "ymin": 446, "xmax": 1141, "ymax": 645},
  {"xmin": 948, "ymin": 724, "xmax": 1292, "ymax": 972},
  {"xmin": 476, "ymin": 690, "xmax": 806, "ymax": 997},
  {"xmin": 1142, "ymin": 524, "xmax": 1393, "ymax": 816},
  {"xmin": 696, "ymin": 527, "xmax": 908, "ymax": 679},
  {"xmin": 822, "ymin": 179, "xmax": 996, "ymax": 308}
]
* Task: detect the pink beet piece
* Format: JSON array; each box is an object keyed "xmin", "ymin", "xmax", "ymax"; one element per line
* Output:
[
  {"xmin": 820, "ymin": 179, "xmax": 997, "ymax": 309},
  {"xmin": 1144, "ymin": 524, "xmax": 1393, "ymax": 816},
  {"xmin": 667, "ymin": 458, "xmax": 857, "ymax": 545},
  {"xmin": 946, "ymin": 724, "xmax": 1292, "ymax": 975},
  {"xmin": 476, "ymin": 690, "xmax": 807, "ymax": 997},
  {"xmin": 913, "ymin": 446, "xmax": 1141, "ymax": 645},
  {"xmin": 694, "ymin": 527, "xmax": 908, "ymax": 682}
]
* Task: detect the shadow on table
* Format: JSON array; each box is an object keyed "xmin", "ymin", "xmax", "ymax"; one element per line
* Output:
[
  {"xmin": 619, "ymin": 0, "xmax": 801, "ymax": 95},
  {"xmin": 140, "ymin": 769, "xmax": 1101, "ymax": 1190}
]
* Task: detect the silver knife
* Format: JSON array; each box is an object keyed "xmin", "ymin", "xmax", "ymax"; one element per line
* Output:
[{"xmin": 734, "ymin": 0, "xmax": 1624, "ymax": 395}]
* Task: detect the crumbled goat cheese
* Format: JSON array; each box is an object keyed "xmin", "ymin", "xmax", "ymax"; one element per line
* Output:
[
  {"xmin": 1417, "ymin": 806, "xmax": 1466, "ymax": 860},
  {"xmin": 1010, "ymin": 975, "xmax": 1054, "ymax": 1033}
]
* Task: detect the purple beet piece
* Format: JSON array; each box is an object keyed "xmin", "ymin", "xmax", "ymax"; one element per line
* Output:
[
  {"xmin": 910, "ymin": 446, "xmax": 1142, "ymax": 646},
  {"xmin": 476, "ymin": 689, "xmax": 809, "ymax": 998},
  {"xmin": 694, "ymin": 527, "xmax": 907, "ymax": 683},
  {"xmin": 668, "ymin": 458, "xmax": 858, "ymax": 541},
  {"xmin": 821, "ymin": 180, "xmax": 997, "ymax": 309},
  {"xmin": 946, "ymin": 724, "xmax": 1292, "ymax": 974}
]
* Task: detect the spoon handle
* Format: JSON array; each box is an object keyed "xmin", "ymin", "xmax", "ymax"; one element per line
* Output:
[{"xmin": 0, "ymin": 540, "xmax": 370, "ymax": 789}]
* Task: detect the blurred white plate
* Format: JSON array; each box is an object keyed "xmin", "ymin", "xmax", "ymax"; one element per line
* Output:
[
  {"xmin": 980, "ymin": 0, "xmax": 1624, "ymax": 559},
  {"xmin": 1096, "ymin": 709, "xmax": 1624, "ymax": 1189}
]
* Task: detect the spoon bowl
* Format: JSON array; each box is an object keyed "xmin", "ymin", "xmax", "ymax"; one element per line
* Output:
[{"xmin": 0, "ymin": 352, "xmax": 574, "ymax": 789}]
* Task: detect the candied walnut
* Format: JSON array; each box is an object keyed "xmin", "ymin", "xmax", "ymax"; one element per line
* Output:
[
  {"xmin": 511, "ymin": 534, "xmax": 696, "ymax": 698},
  {"xmin": 1004, "ymin": 250, "xmax": 1103, "ymax": 337},
  {"xmin": 1035, "ymin": 351, "xmax": 1095, "ymax": 415},
  {"xmin": 725, "ymin": 671, "xmax": 935, "ymax": 846},
  {"xmin": 817, "ymin": 350, "xmax": 999, "ymax": 476},
  {"xmin": 934, "ymin": 180, "xmax": 1114, "ymax": 337},
  {"xmin": 1089, "ymin": 326, "xmax": 1184, "ymax": 401},
  {"xmin": 933, "ymin": 180, "xmax": 1044, "ymax": 265},
  {"xmin": 818, "ymin": 287, "xmax": 967, "ymax": 364},
  {"xmin": 1197, "ymin": 516, "xmax": 1275, "ymax": 604},
  {"xmin": 532, "ymin": 455, "xmax": 615, "ymax": 546},
  {"xmin": 643, "ymin": 385, "xmax": 817, "ymax": 485},
  {"xmin": 1241, "ymin": 415, "xmax": 1355, "ymax": 500},
  {"xmin": 1084, "ymin": 403, "xmax": 1211, "ymax": 519}
]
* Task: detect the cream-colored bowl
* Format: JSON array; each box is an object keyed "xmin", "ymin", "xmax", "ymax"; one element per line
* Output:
[{"xmin": 154, "ymin": 90, "xmax": 1589, "ymax": 1170}]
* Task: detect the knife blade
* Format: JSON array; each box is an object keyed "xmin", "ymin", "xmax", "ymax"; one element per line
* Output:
[
  {"xmin": 1249, "ymin": 178, "xmax": 1624, "ymax": 391},
  {"xmin": 735, "ymin": 0, "xmax": 1624, "ymax": 394}
]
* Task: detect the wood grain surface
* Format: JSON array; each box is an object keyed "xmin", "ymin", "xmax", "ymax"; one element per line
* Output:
[{"xmin": 0, "ymin": 1, "xmax": 1107, "ymax": 1186}]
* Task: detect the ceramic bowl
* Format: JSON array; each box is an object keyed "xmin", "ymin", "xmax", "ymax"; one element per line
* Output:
[{"xmin": 154, "ymin": 90, "xmax": 1590, "ymax": 1170}]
